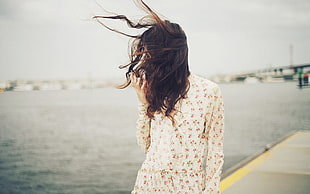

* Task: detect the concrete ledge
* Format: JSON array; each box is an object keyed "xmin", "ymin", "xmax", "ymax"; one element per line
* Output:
[{"xmin": 220, "ymin": 130, "xmax": 310, "ymax": 194}]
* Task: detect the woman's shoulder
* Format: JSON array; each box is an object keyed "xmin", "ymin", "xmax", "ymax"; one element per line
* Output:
[{"xmin": 189, "ymin": 73, "xmax": 220, "ymax": 91}]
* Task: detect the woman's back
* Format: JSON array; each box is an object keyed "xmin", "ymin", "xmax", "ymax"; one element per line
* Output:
[{"xmin": 134, "ymin": 74, "xmax": 224, "ymax": 193}]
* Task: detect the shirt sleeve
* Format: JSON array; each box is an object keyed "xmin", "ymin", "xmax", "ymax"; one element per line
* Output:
[
  {"xmin": 136, "ymin": 104, "xmax": 151, "ymax": 154},
  {"xmin": 204, "ymin": 86, "xmax": 225, "ymax": 194}
]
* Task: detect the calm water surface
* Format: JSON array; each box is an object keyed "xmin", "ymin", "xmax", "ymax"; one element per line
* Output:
[{"xmin": 0, "ymin": 82, "xmax": 309, "ymax": 193}]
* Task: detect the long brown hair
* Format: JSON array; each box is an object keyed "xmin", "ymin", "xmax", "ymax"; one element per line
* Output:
[{"xmin": 93, "ymin": 0, "xmax": 190, "ymax": 121}]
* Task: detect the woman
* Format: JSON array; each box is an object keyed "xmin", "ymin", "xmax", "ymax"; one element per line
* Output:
[{"xmin": 94, "ymin": 0, "xmax": 224, "ymax": 193}]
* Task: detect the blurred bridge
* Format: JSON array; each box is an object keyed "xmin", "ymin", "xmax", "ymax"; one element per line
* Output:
[{"xmin": 230, "ymin": 63, "xmax": 310, "ymax": 82}]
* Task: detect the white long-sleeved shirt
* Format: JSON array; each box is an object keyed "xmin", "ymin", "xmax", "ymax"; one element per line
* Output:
[{"xmin": 132, "ymin": 74, "xmax": 225, "ymax": 194}]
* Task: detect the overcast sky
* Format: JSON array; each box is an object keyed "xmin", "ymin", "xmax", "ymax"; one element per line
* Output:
[{"xmin": 0, "ymin": 0, "xmax": 309, "ymax": 81}]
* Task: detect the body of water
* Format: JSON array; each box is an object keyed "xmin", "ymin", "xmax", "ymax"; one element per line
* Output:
[{"xmin": 0, "ymin": 81, "xmax": 309, "ymax": 193}]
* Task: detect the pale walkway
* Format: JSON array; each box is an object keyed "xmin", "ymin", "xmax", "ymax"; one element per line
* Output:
[{"xmin": 220, "ymin": 130, "xmax": 310, "ymax": 194}]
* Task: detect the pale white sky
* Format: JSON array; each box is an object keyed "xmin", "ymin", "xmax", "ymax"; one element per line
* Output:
[{"xmin": 0, "ymin": 0, "xmax": 310, "ymax": 81}]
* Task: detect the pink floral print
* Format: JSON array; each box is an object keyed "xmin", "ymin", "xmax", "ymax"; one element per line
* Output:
[{"xmin": 132, "ymin": 74, "xmax": 224, "ymax": 194}]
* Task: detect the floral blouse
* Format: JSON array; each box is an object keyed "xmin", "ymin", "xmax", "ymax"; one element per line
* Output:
[{"xmin": 131, "ymin": 74, "xmax": 225, "ymax": 194}]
